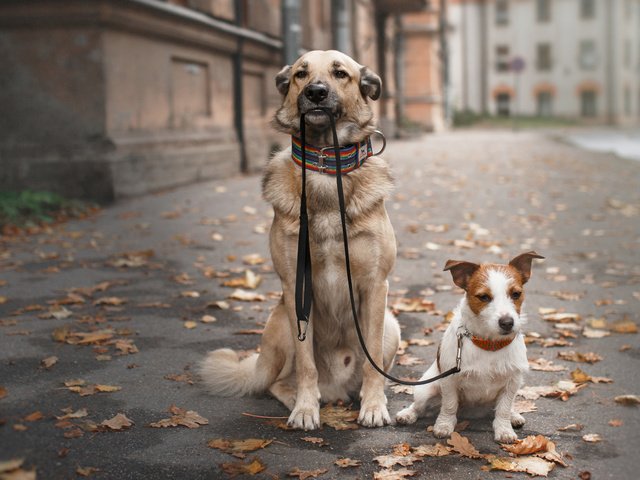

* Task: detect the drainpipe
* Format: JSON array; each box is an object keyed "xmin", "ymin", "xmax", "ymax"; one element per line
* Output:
[
  {"xmin": 332, "ymin": 0, "xmax": 351, "ymax": 55},
  {"xmin": 375, "ymin": 11, "xmax": 388, "ymax": 120},
  {"xmin": 605, "ymin": 1, "xmax": 614, "ymax": 125},
  {"xmin": 480, "ymin": 0, "xmax": 488, "ymax": 114},
  {"xmin": 233, "ymin": 1, "xmax": 247, "ymax": 172},
  {"xmin": 439, "ymin": 0, "xmax": 451, "ymax": 127},
  {"xmin": 394, "ymin": 14, "xmax": 405, "ymax": 136},
  {"xmin": 282, "ymin": 0, "xmax": 301, "ymax": 65}
]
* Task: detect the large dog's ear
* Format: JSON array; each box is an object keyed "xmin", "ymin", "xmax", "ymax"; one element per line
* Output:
[
  {"xmin": 275, "ymin": 65, "xmax": 292, "ymax": 96},
  {"xmin": 509, "ymin": 251, "xmax": 545, "ymax": 284},
  {"xmin": 444, "ymin": 260, "xmax": 480, "ymax": 291},
  {"xmin": 359, "ymin": 67, "xmax": 381, "ymax": 100}
]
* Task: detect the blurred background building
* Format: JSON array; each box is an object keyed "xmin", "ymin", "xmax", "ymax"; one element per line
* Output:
[
  {"xmin": 0, "ymin": 0, "xmax": 638, "ymax": 202},
  {"xmin": 448, "ymin": 0, "xmax": 640, "ymax": 124}
]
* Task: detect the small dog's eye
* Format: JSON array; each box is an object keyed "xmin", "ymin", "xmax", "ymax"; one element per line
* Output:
[
  {"xmin": 294, "ymin": 70, "xmax": 308, "ymax": 79},
  {"xmin": 477, "ymin": 294, "xmax": 492, "ymax": 303},
  {"xmin": 334, "ymin": 70, "xmax": 349, "ymax": 79},
  {"xmin": 511, "ymin": 291, "xmax": 522, "ymax": 300}
]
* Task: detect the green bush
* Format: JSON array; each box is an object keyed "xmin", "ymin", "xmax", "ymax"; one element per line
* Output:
[{"xmin": 0, "ymin": 190, "xmax": 91, "ymax": 228}]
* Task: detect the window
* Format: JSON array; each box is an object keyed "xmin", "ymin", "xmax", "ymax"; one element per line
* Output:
[
  {"xmin": 496, "ymin": 93, "xmax": 511, "ymax": 116},
  {"xmin": 580, "ymin": 91, "xmax": 597, "ymax": 117},
  {"xmin": 580, "ymin": 0, "xmax": 595, "ymax": 19},
  {"xmin": 496, "ymin": 45, "xmax": 510, "ymax": 72},
  {"xmin": 537, "ymin": 92, "xmax": 553, "ymax": 116},
  {"xmin": 537, "ymin": 0, "xmax": 551, "ymax": 22},
  {"xmin": 537, "ymin": 44, "xmax": 552, "ymax": 71},
  {"xmin": 579, "ymin": 40, "xmax": 597, "ymax": 70},
  {"xmin": 496, "ymin": 0, "xmax": 509, "ymax": 25}
]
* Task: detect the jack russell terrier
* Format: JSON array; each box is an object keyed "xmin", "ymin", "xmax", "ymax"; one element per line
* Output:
[{"xmin": 395, "ymin": 251, "xmax": 544, "ymax": 443}]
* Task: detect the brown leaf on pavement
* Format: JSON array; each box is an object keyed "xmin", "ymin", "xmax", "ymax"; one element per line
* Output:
[
  {"xmin": 228, "ymin": 289, "xmax": 266, "ymax": 302},
  {"xmin": 582, "ymin": 433, "xmax": 602, "ymax": 443},
  {"xmin": 287, "ymin": 467, "xmax": 328, "ymax": 479},
  {"xmin": 149, "ymin": 405, "xmax": 208, "ymax": 429},
  {"xmin": 501, "ymin": 435, "xmax": 551, "ymax": 455},
  {"xmin": 301, "ymin": 437, "xmax": 328, "ymax": 446},
  {"xmin": 335, "ymin": 458, "xmax": 361, "ymax": 468},
  {"xmin": 413, "ymin": 443, "xmax": 451, "ymax": 457},
  {"xmin": 390, "ymin": 298, "xmax": 435, "ymax": 314},
  {"xmin": 614, "ymin": 394, "xmax": 640, "ymax": 406},
  {"xmin": 56, "ymin": 408, "xmax": 88, "ymax": 420},
  {"xmin": 487, "ymin": 455, "xmax": 555, "ymax": 477},
  {"xmin": 541, "ymin": 312, "xmax": 581, "ymax": 323},
  {"xmin": 242, "ymin": 253, "xmax": 266, "ymax": 265},
  {"xmin": 319, "ymin": 404, "xmax": 359, "ymax": 430},
  {"xmin": 447, "ymin": 432, "xmax": 484, "ymax": 458},
  {"xmin": 100, "ymin": 413, "xmax": 134, "ymax": 431},
  {"xmin": 529, "ymin": 358, "xmax": 567, "ymax": 372},
  {"xmin": 0, "ymin": 386, "xmax": 7, "ymax": 399},
  {"xmin": 93, "ymin": 296, "xmax": 127, "ymax": 306},
  {"xmin": 40, "ymin": 356, "xmax": 58, "ymax": 369},
  {"xmin": 557, "ymin": 351, "xmax": 602, "ymax": 363},
  {"xmin": 208, "ymin": 438, "xmax": 272, "ymax": 459},
  {"xmin": 608, "ymin": 419, "xmax": 623, "ymax": 427},
  {"xmin": 23, "ymin": 411, "xmax": 44, "ymax": 422},
  {"xmin": 570, "ymin": 368, "xmax": 612, "ymax": 384},
  {"xmin": 610, "ymin": 318, "xmax": 638, "ymax": 334},
  {"xmin": 373, "ymin": 468, "xmax": 417, "ymax": 479},
  {"xmin": 557, "ymin": 423, "xmax": 584, "ymax": 432},
  {"xmin": 76, "ymin": 466, "xmax": 100, "ymax": 477},
  {"xmin": 374, "ymin": 452, "xmax": 422, "ymax": 468},
  {"xmin": 222, "ymin": 270, "xmax": 263, "ymax": 290}
]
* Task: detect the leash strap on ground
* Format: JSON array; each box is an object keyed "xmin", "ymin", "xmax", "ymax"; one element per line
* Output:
[{"xmin": 295, "ymin": 108, "xmax": 461, "ymax": 386}]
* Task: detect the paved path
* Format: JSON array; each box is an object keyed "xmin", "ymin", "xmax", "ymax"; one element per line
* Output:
[{"xmin": 1, "ymin": 130, "xmax": 639, "ymax": 479}]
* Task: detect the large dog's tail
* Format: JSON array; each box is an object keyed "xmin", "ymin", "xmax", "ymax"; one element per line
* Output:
[{"xmin": 198, "ymin": 348, "xmax": 276, "ymax": 397}]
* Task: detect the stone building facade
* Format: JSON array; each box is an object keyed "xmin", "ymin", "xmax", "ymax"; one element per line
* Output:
[
  {"xmin": 447, "ymin": 0, "xmax": 640, "ymax": 124},
  {"xmin": 0, "ymin": 0, "xmax": 446, "ymax": 201}
]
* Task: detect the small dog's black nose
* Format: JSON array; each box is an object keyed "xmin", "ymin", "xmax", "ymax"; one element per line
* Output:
[
  {"xmin": 499, "ymin": 316, "xmax": 514, "ymax": 332},
  {"xmin": 304, "ymin": 83, "xmax": 329, "ymax": 104}
]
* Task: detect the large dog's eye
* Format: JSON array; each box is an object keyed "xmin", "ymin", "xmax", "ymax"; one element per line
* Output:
[
  {"xmin": 511, "ymin": 291, "xmax": 522, "ymax": 300},
  {"xmin": 476, "ymin": 294, "xmax": 492, "ymax": 303},
  {"xmin": 334, "ymin": 70, "xmax": 349, "ymax": 79},
  {"xmin": 294, "ymin": 70, "xmax": 308, "ymax": 80}
]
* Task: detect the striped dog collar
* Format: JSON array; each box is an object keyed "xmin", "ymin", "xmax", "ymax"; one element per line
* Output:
[{"xmin": 291, "ymin": 136, "xmax": 373, "ymax": 175}]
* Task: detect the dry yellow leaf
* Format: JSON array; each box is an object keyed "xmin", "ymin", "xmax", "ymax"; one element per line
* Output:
[
  {"xmin": 100, "ymin": 413, "xmax": 133, "ymax": 431},
  {"xmin": 208, "ymin": 438, "xmax": 271, "ymax": 458},
  {"xmin": 447, "ymin": 432, "xmax": 483, "ymax": 458}
]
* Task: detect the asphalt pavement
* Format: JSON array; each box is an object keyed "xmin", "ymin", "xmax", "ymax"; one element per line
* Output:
[{"xmin": 1, "ymin": 130, "xmax": 639, "ymax": 479}]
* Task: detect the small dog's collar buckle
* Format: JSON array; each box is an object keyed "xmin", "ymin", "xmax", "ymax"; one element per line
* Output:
[{"xmin": 455, "ymin": 332, "xmax": 465, "ymax": 371}]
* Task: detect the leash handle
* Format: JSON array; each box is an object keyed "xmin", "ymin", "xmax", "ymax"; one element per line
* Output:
[{"xmin": 294, "ymin": 108, "xmax": 461, "ymax": 386}]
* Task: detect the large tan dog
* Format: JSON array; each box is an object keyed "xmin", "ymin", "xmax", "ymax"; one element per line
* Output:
[{"xmin": 199, "ymin": 50, "xmax": 400, "ymax": 430}]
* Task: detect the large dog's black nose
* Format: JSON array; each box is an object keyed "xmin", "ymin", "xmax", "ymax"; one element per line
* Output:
[
  {"xmin": 499, "ymin": 316, "xmax": 514, "ymax": 332},
  {"xmin": 304, "ymin": 83, "xmax": 329, "ymax": 104}
]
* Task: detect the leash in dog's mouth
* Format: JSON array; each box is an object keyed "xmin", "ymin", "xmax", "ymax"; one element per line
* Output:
[{"xmin": 294, "ymin": 107, "xmax": 462, "ymax": 387}]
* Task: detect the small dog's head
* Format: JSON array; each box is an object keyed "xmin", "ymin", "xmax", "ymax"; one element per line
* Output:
[
  {"xmin": 273, "ymin": 50, "xmax": 381, "ymax": 144},
  {"xmin": 444, "ymin": 252, "xmax": 544, "ymax": 339}
]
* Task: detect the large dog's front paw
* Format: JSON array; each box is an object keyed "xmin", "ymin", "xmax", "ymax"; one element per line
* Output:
[
  {"xmin": 395, "ymin": 405, "xmax": 418, "ymax": 425},
  {"xmin": 511, "ymin": 412, "xmax": 526, "ymax": 429},
  {"xmin": 433, "ymin": 416, "xmax": 456, "ymax": 438},
  {"xmin": 288, "ymin": 402, "xmax": 320, "ymax": 431},
  {"xmin": 358, "ymin": 400, "xmax": 391, "ymax": 427}
]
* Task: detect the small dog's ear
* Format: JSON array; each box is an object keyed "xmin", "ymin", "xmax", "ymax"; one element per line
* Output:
[
  {"xmin": 443, "ymin": 260, "xmax": 480, "ymax": 290},
  {"xmin": 275, "ymin": 65, "xmax": 292, "ymax": 96},
  {"xmin": 509, "ymin": 251, "xmax": 545, "ymax": 284},
  {"xmin": 359, "ymin": 67, "xmax": 381, "ymax": 100}
]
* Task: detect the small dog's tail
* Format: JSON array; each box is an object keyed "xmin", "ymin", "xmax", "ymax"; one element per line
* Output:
[{"xmin": 198, "ymin": 348, "xmax": 277, "ymax": 397}]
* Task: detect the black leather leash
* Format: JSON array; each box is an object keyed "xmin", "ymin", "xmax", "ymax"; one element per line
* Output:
[{"xmin": 295, "ymin": 108, "xmax": 461, "ymax": 386}]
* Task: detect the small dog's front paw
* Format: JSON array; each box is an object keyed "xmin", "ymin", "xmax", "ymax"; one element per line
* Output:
[
  {"xmin": 358, "ymin": 400, "xmax": 391, "ymax": 427},
  {"xmin": 395, "ymin": 406, "xmax": 418, "ymax": 425},
  {"xmin": 511, "ymin": 412, "xmax": 526, "ymax": 429},
  {"xmin": 495, "ymin": 427, "xmax": 518, "ymax": 444},
  {"xmin": 288, "ymin": 404, "xmax": 320, "ymax": 431},
  {"xmin": 433, "ymin": 418, "xmax": 455, "ymax": 438}
]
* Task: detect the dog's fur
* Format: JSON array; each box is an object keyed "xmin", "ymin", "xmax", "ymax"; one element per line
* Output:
[
  {"xmin": 395, "ymin": 252, "xmax": 543, "ymax": 443},
  {"xmin": 199, "ymin": 50, "xmax": 401, "ymax": 430}
]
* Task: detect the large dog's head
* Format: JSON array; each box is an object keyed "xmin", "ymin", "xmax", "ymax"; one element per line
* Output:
[
  {"xmin": 273, "ymin": 50, "xmax": 381, "ymax": 145},
  {"xmin": 444, "ymin": 252, "xmax": 545, "ymax": 339}
]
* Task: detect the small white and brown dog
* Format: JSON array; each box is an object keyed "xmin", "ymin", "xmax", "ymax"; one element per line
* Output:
[{"xmin": 395, "ymin": 251, "xmax": 544, "ymax": 443}]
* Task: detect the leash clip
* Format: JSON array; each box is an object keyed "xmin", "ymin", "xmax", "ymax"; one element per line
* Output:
[
  {"xmin": 297, "ymin": 318, "xmax": 309, "ymax": 341},
  {"xmin": 455, "ymin": 332, "xmax": 465, "ymax": 371}
]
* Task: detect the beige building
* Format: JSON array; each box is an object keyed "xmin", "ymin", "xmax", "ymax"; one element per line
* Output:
[
  {"xmin": 448, "ymin": 0, "xmax": 640, "ymax": 124},
  {"xmin": 0, "ymin": 0, "xmax": 447, "ymax": 201}
]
